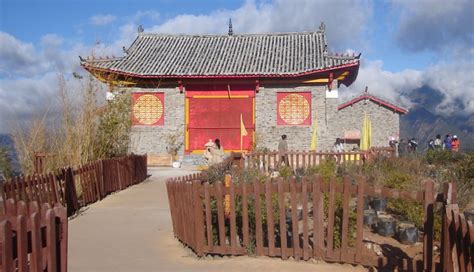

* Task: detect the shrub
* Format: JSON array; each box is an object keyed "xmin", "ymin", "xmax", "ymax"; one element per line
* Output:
[{"xmin": 426, "ymin": 149, "xmax": 453, "ymax": 164}]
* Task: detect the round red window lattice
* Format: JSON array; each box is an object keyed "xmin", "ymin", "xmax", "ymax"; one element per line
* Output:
[
  {"xmin": 133, "ymin": 94, "xmax": 163, "ymax": 125},
  {"xmin": 278, "ymin": 93, "xmax": 310, "ymax": 125}
]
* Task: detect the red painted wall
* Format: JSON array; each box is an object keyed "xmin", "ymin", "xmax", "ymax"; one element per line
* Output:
[{"xmin": 186, "ymin": 84, "xmax": 255, "ymax": 151}]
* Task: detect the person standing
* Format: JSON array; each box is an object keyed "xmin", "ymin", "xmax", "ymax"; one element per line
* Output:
[
  {"xmin": 333, "ymin": 138, "xmax": 344, "ymax": 153},
  {"xmin": 428, "ymin": 139, "xmax": 435, "ymax": 150},
  {"xmin": 443, "ymin": 134, "xmax": 452, "ymax": 151},
  {"xmin": 434, "ymin": 134, "xmax": 442, "ymax": 150},
  {"xmin": 278, "ymin": 134, "xmax": 289, "ymax": 167},
  {"xmin": 398, "ymin": 139, "xmax": 407, "ymax": 157},
  {"xmin": 451, "ymin": 135, "xmax": 460, "ymax": 152},
  {"xmin": 214, "ymin": 138, "xmax": 225, "ymax": 161},
  {"xmin": 408, "ymin": 138, "xmax": 418, "ymax": 153}
]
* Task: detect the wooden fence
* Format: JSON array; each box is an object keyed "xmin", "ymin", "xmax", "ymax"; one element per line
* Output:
[
  {"xmin": 167, "ymin": 174, "xmax": 440, "ymax": 270},
  {"xmin": 440, "ymin": 183, "xmax": 474, "ymax": 272},
  {"xmin": 244, "ymin": 147, "xmax": 395, "ymax": 171},
  {"xmin": 0, "ymin": 199, "xmax": 67, "ymax": 272},
  {"xmin": 2, "ymin": 154, "xmax": 148, "ymax": 216}
]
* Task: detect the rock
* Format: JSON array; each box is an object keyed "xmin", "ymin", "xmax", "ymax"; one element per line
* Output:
[
  {"xmin": 370, "ymin": 197, "xmax": 387, "ymax": 212},
  {"xmin": 397, "ymin": 222, "xmax": 419, "ymax": 245},
  {"xmin": 364, "ymin": 210, "xmax": 377, "ymax": 226},
  {"xmin": 376, "ymin": 214, "xmax": 396, "ymax": 237}
]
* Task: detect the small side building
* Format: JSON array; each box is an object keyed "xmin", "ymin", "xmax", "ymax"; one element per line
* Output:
[{"xmin": 336, "ymin": 92, "xmax": 408, "ymax": 149}]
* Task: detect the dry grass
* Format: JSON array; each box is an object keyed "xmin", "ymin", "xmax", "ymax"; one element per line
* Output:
[{"xmin": 11, "ymin": 74, "xmax": 131, "ymax": 175}]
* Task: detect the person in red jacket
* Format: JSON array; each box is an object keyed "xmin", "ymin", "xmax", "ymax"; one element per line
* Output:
[{"xmin": 451, "ymin": 135, "xmax": 460, "ymax": 152}]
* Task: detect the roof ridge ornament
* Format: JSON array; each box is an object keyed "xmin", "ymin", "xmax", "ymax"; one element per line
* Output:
[
  {"xmin": 227, "ymin": 18, "xmax": 234, "ymax": 36},
  {"xmin": 319, "ymin": 22, "xmax": 325, "ymax": 32},
  {"xmin": 138, "ymin": 25, "xmax": 144, "ymax": 33},
  {"xmin": 228, "ymin": 18, "xmax": 233, "ymax": 36}
]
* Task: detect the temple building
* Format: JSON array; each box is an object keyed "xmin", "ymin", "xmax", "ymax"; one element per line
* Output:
[{"xmin": 81, "ymin": 23, "xmax": 404, "ymax": 161}]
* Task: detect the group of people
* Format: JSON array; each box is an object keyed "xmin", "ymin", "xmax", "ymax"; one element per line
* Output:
[
  {"xmin": 391, "ymin": 137, "xmax": 419, "ymax": 155},
  {"xmin": 391, "ymin": 134, "xmax": 461, "ymax": 156},
  {"xmin": 427, "ymin": 134, "xmax": 460, "ymax": 152}
]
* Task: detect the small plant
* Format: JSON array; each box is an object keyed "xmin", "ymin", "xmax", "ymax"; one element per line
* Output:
[
  {"xmin": 278, "ymin": 165, "xmax": 293, "ymax": 180},
  {"xmin": 165, "ymin": 132, "xmax": 183, "ymax": 161}
]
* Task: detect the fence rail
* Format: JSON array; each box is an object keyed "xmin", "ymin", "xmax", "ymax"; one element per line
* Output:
[
  {"xmin": 244, "ymin": 147, "xmax": 395, "ymax": 171},
  {"xmin": 1, "ymin": 154, "xmax": 148, "ymax": 272},
  {"xmin": 2, "ymin": 154, "xmax": 148, "ymax": 216},
  {"xmin": 167, "ymin": 174, "xmax": 440, "ymax": 270},
  {"xmin": 0, "ymin": 199, "xmax": 67, "ymax": 272}
]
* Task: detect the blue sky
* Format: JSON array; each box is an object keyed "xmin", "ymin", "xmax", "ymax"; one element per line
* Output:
[{"xmin": 0, "ymin": 0, "xmax": 473, "ymax": 132}]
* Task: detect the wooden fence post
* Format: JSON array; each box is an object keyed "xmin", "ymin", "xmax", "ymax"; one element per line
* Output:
[
  {"xmin": 424, "ymin": 180, "xmax": 434, "ymax": 271},
  {"xmin": 64, "ymin": 167, "xmax": 79, "ymax": 216},
  {"xmin": 441, "ymin": 183, "xmax": 451, "ymax": 271},
  {"xmin": 193, "ymin": 181, "xmax": 204, "ymax": 257}
]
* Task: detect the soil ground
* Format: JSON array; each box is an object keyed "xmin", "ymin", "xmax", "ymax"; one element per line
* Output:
[{"xmin": 68, "ymin": 167, "xmax": 367, "ymax": 272}]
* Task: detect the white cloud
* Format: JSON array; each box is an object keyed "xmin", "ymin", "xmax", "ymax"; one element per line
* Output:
[
  {"xmin": 341, "ymin": 58, "xmax": 474, "ymax": 117},
  {"xmin": 424, "ymin": 60, "xmax": 474, "ymax": 116},
  {"xmin": 130, "ymin": 10, "xmax": 160, "ymax": 22},
  {"xmin": 392, "ymin": 0, "xmax": 474, "ymax": 53},
  {"xmin": 341, "ymin": 59, "xmax": 423, "ymax": 109},
  {"xmin": 90, "ymin": 14, "xmax": 117, "ymax": 26},
  {"xmin": 149, "ymin": 0, "xmax": 373, "ymax": 49},
  {"xmin": 0, "ymin": 32, "xmax": 47, "ymax": 77}
]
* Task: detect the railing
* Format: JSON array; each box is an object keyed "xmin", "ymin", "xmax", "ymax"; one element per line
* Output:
[
  {"xmin": 244, "ymin": 148, "xmax": 395, "ymax": 171},
  {"xmin": 167, "ymin": 174, "xmax": 441, "ymax": 270},
  {"xmin": 2, "ymin": 154, "xmax": 148, "ymax": 216},
  {"xmin": 0, "ymin": 199, "xmax": 67, "ymax": 271}
]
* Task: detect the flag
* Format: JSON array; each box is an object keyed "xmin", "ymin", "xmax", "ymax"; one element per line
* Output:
[
  {"xmin": 240, "ymin": 114, "xmax": 248, "ymax": 136},
  {"xmin": 361, "ymin": 112, "xmax": 372, "ymax": 151},
  {"xmin": 240, "ymin": 114, "xmax": 248, "ymax": 151},
  {"xmin": 310, "ymin": 117, "xmax": 317, "ymax": 151}
]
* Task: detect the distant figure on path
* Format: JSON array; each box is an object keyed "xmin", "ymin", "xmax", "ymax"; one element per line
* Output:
[
  {"xmin": 278, "ymin": 134, "xmax": 290, "ymax": 167},
  {"xmin": 434, "ymin": 134, "xmax": 442, "ymax": 150},
  {"xmin": 451, "ymin": 135, "xmax": 460, "ymax": 152},
  {"xmin": 443, "ymin": 134, "xmax": 452, "ymax": 151}
]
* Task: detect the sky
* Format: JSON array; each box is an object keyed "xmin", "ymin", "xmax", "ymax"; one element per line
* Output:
[{"xmin": 0, "ymin": 0, "xmax": 473, "ymax": 133}]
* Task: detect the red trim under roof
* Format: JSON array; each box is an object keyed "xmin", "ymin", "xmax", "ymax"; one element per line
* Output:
[
  {"xmin": 82, "ymin": 62, "xmax": 359, "ymax": 80},
  {"xmin": 338, "ymin": 94, "xmax": 408, "ymax": 114}
]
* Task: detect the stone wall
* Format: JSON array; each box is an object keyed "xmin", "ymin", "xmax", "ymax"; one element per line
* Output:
[
  {"xmin": 255, "ymin": 84, "xmax": 339, "ymax": 151},
  {"xmin": 336, "ymin": 100, "xmax": 401, "ymax": 148},
  {"xmin": 126, "ymin": 84, "xmax": 400, "ymax": 156},
  {"xmin": 129, "ymin": 88, "xmax": 185, "ymax": 155}
]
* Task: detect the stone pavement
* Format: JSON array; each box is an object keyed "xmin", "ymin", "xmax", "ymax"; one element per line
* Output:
[{"xmin": 68, "ymin": 167, "xmax": 366, "ymax": 272}]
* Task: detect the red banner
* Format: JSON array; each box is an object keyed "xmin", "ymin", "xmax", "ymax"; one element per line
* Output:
[
  {"xmin": 277, "ymin": 92, "xmax": 312, "ymax": 126},
  {"xmin": 131, "ymin": 93, "xmax": 164, "ymax": 126}
]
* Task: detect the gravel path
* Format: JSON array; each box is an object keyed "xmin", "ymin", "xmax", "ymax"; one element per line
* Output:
[{"xmin": 68, "ymin": 167, "xmax": 367, "ymax": 272}]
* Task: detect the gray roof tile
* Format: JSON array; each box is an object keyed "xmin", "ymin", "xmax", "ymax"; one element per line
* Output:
[{"xmin": 82, "ymin": 31, "xmax": 359, "ymax": 77}]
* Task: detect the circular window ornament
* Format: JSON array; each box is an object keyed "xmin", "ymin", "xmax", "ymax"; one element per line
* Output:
[
  {"xmin": 278, "ymin": 93, "xmax": 310, "ymax": 125},
  {"xmin": 133, "ymin": 94, "xmax": 163, "ymax": 125}
]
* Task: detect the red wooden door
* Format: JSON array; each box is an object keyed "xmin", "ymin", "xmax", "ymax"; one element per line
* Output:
[{"xmin": 186, "ymin": 85, "xmax": 255, "ymax": 152}]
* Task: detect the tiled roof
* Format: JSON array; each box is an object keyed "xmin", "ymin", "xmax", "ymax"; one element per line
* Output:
[
  {"xmin": 81, "ymin": 30, "xmax": 359, "ymax": 77},
  {"xmin": 338, "ymin": 93, "xmax": 409, "ymax": 114}
]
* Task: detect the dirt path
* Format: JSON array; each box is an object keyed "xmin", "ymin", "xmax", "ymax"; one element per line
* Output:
[{"xmin": 68, "ymin": 167, "xmax": 367, "ymax": 272}]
